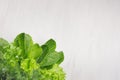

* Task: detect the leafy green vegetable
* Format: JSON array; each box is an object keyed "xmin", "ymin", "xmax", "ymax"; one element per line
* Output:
[
  {"xmin": 14, "ymin": 33, "xmax": 33, "ymax": 58},
  {"xmin": 0, "ymin": 38, "xmax": 9, "ymax": 52},
  {"xmin": 28, "ymin": 43, "xmax": 42, "ymax": 59},
  {"xmin": 44, "ymin": 39, "xmax": 56, "ymax": 52},
  {"xmin": 37, "ymin": 45, "xmax": 49, "ymax": 63},
  {"xmin": 0, "ymin": 33, "xmax": 65, "ymax": 80},
  {"xmin": 40, "ymin": 51, "xmax": 64, "ymax": 68}
]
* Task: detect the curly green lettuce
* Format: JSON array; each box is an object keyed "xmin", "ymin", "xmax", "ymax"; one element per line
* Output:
[{"xmin": 0, "ymin": 33, "xmax": 65, "ymax": 80}]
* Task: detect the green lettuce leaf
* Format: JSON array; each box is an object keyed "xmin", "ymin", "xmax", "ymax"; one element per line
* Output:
[
  {"xmin": 44, "ymin": 39, "xmax": 56, "ymax": 52},
  {"xmin": 28, "ymin": 43, "xmax": 42, "ymax": 59},
  {"xmin": 13, "ymin": 33, "xmax": 33, "ymax": 58},
  {"xmin": 40, "ymin": 51, "xmax": 64, "ymax": 68},
  {"xmin": 0, "ymin": 33, "xmax": 65, "ymax": 80}
]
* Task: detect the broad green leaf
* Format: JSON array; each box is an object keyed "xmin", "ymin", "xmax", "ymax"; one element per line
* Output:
[
  {"xmin": 37, "ymin": 45, "xmax": 49, "ymax": 63},
  {"xmin": 29, "ymin": 43, "xmax": 42, "ymax": 59},
  {"xmin": 44, "ymin": 39, "xmax": 56, "ymax": 52},
  {"xmin": 40, "ymin": 51, "xmax": 64, "ymax": 67},
  {"xmin": 56, "ymin": 51, "xmax": 64, "ymax": 64},
  {"xmin": 13, "ymin": 33, "xmax": 33, "ymax": 58}
]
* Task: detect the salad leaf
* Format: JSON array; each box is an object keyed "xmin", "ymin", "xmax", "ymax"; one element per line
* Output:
[
  {"xmin": 0, "ymin": 38, "xmax": 9, "ymax": 52},
  {"xmin": 13, "ymin": 33, "xmax": 33, "ymax": 58},
  {"xmin": 37, "ymin": 45, "xmax": 49, "ymax": 63},
  {"xmin": 0, "ymin": 33, "xmax": 65, "ymax": 80},
  {"xmin": 28, "ymin": 43, "xmax": 42, "ymax": 59},
  {"xmin": 44, "ymin": 39, "xmax": 56, "ymax": 52},
  {"xmin": 39, "ymin": 39, "xmax": 64, "ymax": 68},
  {"xmin": 0, "ymin": 38, "xmax": 9, "ymax": 47},
  {"xmin": 56, "ymin": 51, "xmax": 64, "ymax": 64},
  {"xmin": 21, "ymin": 58, "xmax": 39, "ymax": 73},
  {"xmin": 40, "ymin": 51, "xmax": 64, "ymax": 68}
]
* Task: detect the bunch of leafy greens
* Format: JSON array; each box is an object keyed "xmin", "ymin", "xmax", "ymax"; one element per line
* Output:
[{"xmin": 0, "ymin": 33, "xmax": 65, "ymax": 80}]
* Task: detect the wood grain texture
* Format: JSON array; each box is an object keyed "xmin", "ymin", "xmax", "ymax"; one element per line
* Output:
[{"xmin": 0, "ymin": 0, "xmax": 120, "ymax": 80}]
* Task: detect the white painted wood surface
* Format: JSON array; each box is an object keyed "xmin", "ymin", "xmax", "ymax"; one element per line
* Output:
[{"xmin": 0, "ymin": 0, "xmax": 120, "ymax": 80}]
